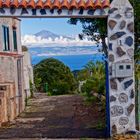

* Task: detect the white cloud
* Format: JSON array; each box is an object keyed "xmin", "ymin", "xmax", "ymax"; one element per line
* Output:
[{"xmin": 21, "ymin": 34, "xmax": 97, "ymax": 47}]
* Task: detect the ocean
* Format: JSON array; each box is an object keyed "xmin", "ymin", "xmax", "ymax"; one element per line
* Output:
[{"xmin": 31, "ymin": 54, "xmax": 104, "ymax": 71}]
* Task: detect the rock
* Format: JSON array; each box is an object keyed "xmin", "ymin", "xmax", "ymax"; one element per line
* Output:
[
  {"xmin": 112, "ymin": 124, "xmax": 117, "ymax": 134},
  {"xmin": 116, "ymin": 47, "xmax": 126, "ymax": 57},
  {"xmin": 120, "ymin": 20, "xmax": 126, "ymax": 30},
  {"xmin": 127, "ymin": 22, "xmax": 134, "ymax": 33},
  {"xmin": 119, "ymin": 117, "xmax": 129, "ymax": 125},
  {"xmin": 109, "ymin": 20, "xmax": 117, "ymax": 30},
  {"xmin": 21, "ymin": 8, "xmax": 29, "ymax": 15},
  {"xmin": 50, "ymin": 9, "xmax": 54, "ymax": 14},
  {"xmin": 108, "ymin": 20, "xmax": 117, "ymax": 30},
  {"xmin": 40, "ymin": 9, "xmax": 46, "ymax": 15},
  {"xmin": 124, "ymin": 79, "xmax": 133, "ymax": 89},
  {"xmin": 125, "ymin": 11, "xmax": 133, "ymax": 18},
  {"xmin": 79, "ymin": 8, "xmax": 84, "ymax": 15},
  {"xmin": 108, "ymin": 8, "xmax": 118, "ymax": 14},
  {"xmin": 100, "ymin": 9, "xmax": 105, "ymax": 15},
  {"xmin": 115, "ymin": 14, "xmax": 122, "ymax": 19},
  {"xmin": 109, "ymin": 43, "xmax": 112, "ymax": 51},
  {"xmin": 110, "ymin": 32, "xmax": 126, "ymax": 40},
  {"xmin": 109, "ymin": 54, "xmax": 114, "ymax": 62},
  {"xmin": 68, "ymin": 9, "xmax": 73, "ymax": 15},
  {"xmin": 109, "ymin": 66, "xmax": 112, "ymax": 76},
  {"xmin": 111, "ymin": 105, "xmax": 123, "ymax": 117},
  {"xmin": 0, "ymin": 8, "xmax": 5, "ymax": 14},
  {"xmin": 118, "ymin": 93, "xmax": 128, "ymax": 103},
  {"xmin": 10, "ymin": 7, "xmax": 16, "ymax": 14},
  {"xmin": 110, "ymin": 79, "xmax": 117, "ymax": 90},
  {"xmin": 32, "ymin": 9, "xmax": 36, "ymax": 15},
  {"xmin": 130, "ymin": 89, "xmax": 134, "ymax": 99},
  {"xmin": 125, "ymin": 36, "xmax": 133, "ymax": 47},
  {"xmin": 126, "ymin": 104, "xmax": 134, "ymax": 115},
  {"xmin": 117, "ymin": 78, "xmax": 124, "ymax": 83},
  {"xmin": 87, "ymin": 9, "xmax": 94, "ymax": 15},
  {"xmin": 57, "ymin": 9, "xmax": 62, "ymax": 14},
  {"xmin": 110, "ymin": 96, "xmax": 116, "ymax": 102},
  {"xmin": 127, "ymin": 48, "xmax": 134, "ymax": 58}
]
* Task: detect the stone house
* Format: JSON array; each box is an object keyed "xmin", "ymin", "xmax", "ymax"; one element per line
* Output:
[{"xmin": 0, "ymin": 18, "xmax": 32, "ymax": 126}]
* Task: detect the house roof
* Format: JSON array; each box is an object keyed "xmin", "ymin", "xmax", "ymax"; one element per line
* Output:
[{"xmin": 0, "ymin": 0, "xmax": 110, "ymax": 10}]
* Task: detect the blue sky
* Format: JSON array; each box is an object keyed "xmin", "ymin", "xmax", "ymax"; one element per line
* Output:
[{"xmin": 21, "ymin": 18, "xmax": 83, "ymax": 36}]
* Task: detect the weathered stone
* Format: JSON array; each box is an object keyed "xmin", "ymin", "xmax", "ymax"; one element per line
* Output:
[
  {"xmin": 127, "ymin": 22, "xmax": 134, "ymax": 33},
  {"xmin": 125, "ymin": 36, "xmax": 133, "ymax": 47},
  {"xmin": 108, "ymin": 8, "xmax": 118, "ymax": 14},
  {"xmin": 110, "ymin": 32, "xmax": 126, "ymax": 40},
  {"xmin": 110, "ymin": 96, "xmax": 116, "ymax": 102},
  {"xmin": 32, "ymin": 9, "xmax": 36, "ymax": 15},
  {"xmin": 110, "ymin": 79, "xmax": 117, "ymax": 90},
  {"xmin": 127, "ymin": 48, "xmax": 134, "ymax": 58},
  {"xmin": 100, "ymin": 9, "xmax": 105, "ymax": 15},
  {"xmin": 118, "ymin": 93, "xmax": 128, "ymax": 103},
  {"xmin": 109, "ymin": 54, "xmax": 114, "ymax": 62},
  {"xmin": 10, "ymin": 7, "xmax": 16, "ymax": 14},
  {"xmin": 40, "ymin": 9, "xmax": 46, "ymax": 15},
  {"xmin": 109, "ymin": 66, "xmax": 112, "ymax": 76},
  {"xmin": 117, "ymin": 47, "xmax": 126, "ymax": 57},
  {"xmin": 0, "ymin": 8, "xmax": 5, "ymax": 14},
  {"xmin": 112, "ymin": 125, "xmax": 117, "ymax": 134},
  {"xmin": 57, "ymin": 9, "xmax": 62, "ymax": 14},
  {"xmin": 115, "ymin": 14, "xmax": 122, "ymax": 19},
  {"xmin": 87, "ymin": 9, "xmax": 94, "ymax": 15},
  {"xmin": 119, "ymin": 117, "xmax": 129, "ymax": 125},
  {"xmin": 124, "ymin": 79, "xmax": 133, "ymax": 89},
  {"xmin": 118, "ymin": 78, "xmax": 125, "ymax": 83},
  {"xmin": 109, "ymin": 43, "xmax": 112, "ymax": 51},
  {"xmin": 120, "ymin": 20, "xmax": 126, "ymax": 30},
  {"xmin": 79, "ymin": 8, "xmax": 84, "ymax": 15},
  {"xmin": 126, "ymin": 104, "xmax": 134, "ymax": 115},
  {"xmin": 21, "ymin": 8, "xmax": 28, "ymax": 15},
  {"xmin": 130, "ymin": 89, "xmax": 134, "ymax": 99},
  {"xmin": 68, "ymin": 10, "xmax": 73, "ymax": 15},
  {"xmin": 50, "ymin": 9, "xmax": 54, "ymax": 14},
  {"xmin": 125, "ymin": 11, "xmax": 133, "ymax": 18},
  {"xmin": 111, "ymin": 105, "xmax": 124, "ymax": 117},
  {"xmin": 125, "ymin": 7, "xmax": 133, "ymax": 12},
  {"xmin": 109, "ymin": 20, "xmax": 117, "ymax": 30}
]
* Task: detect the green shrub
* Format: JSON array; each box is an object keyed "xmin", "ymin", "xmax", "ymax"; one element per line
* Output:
[{"xmin": 34, "ymin": 58, "xmax": 77, "ymax": 95}]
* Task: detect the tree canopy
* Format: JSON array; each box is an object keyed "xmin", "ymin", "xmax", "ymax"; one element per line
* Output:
[
  {"xmin": 34, "ymin": 58, "xmax": 77, "ymax": 95},
  {"xmin": 68, "ymin": 0, "xmax": 140, "ymax": 57}
]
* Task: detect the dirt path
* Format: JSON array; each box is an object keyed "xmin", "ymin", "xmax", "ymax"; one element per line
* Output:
[{"xmin": 0, "ymin": 93, "xmax": 106, "ymax": 139}]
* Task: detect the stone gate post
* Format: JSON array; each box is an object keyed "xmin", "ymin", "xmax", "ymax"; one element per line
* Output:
[{"xmin": 108, "ymin": 0, "xmax": 135, "ymax": 135}]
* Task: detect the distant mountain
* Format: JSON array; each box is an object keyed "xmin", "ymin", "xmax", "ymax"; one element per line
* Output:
[{"xmin": 34, "ymin": 30, "xmax": 73, "ymax": 40}]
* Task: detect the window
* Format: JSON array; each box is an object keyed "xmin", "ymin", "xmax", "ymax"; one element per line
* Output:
[
  {"xmin": 119, "ymin": 65, "xmax": 124, "ymax": 70},
  {"xmin": 126, "ymin": 65, "xmax": 131, "ymax": 69},
  {"xmin": 2, "ymin": 26, "xmax": 10, "ymax": 51},
  {"xmin": 13, "ymin": 28, "xmax": 17, "ymax": 51}
]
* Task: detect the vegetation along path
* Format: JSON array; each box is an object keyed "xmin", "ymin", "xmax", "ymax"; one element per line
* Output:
[{"xmin": 0, "ymin": 93, "xmax": 106, "ymax": 139}]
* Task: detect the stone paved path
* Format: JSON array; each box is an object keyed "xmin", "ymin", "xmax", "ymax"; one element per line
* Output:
[{"xmin": 0, "ymin": 93, "xmax": 106, "ymax": 139}]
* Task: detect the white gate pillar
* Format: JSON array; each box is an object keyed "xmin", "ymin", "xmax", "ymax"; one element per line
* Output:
[{"xmin": 108, "ymin": 0, "xmax": 135, "ymax": 135}]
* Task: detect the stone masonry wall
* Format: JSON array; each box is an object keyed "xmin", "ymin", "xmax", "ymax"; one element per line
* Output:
[{"xmin": 108, "ymin": 0, "xmax": 135, "ymax": 135}]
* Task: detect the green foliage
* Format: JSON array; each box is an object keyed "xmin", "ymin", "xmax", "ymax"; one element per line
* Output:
[
  {"xmin": 29, "ymin": 80, "xmax": 34, "ymax": 98},
  {"xmin": 78, "ymin": 61, "xmax": 105, "ymax": 105},
  {"xmin": 22, "ymin": 45, "xmax": 28, "ymax": 52},
  {"xmin": 34, "ymin": 58, "xmax": 77, "ymax": 95},
  {"xmin": 81, "ymin": 61, "xmax": 105, "ymax": 94}
]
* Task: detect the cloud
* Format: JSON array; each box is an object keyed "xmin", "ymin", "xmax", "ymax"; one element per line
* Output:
[{"xmin": 21, "ymin": 34, "xmax": 97, "ymax": 47}]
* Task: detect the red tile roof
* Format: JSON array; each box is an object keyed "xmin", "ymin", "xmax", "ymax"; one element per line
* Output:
[{"xmin": 0, "ymin": 0, "xmax": 110, "ymax": 9}]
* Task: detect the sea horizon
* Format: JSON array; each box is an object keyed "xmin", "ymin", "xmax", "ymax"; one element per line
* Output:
[{"xmin": 31, "ymin": 53, "xmax": 104, "ymax": 71}]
